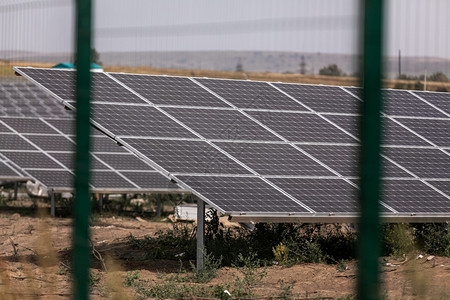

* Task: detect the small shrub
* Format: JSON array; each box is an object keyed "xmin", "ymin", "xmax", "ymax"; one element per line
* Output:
[
  {"xmin": 412, "ymin": 223, "xmax": 450, "ymax": 257},
  {"xmin": 231, "ymin": 252, "xmax": 267, "ymax": 297},
  {"xmin": 273, "ymin": 242, "xmax": 289, "ymax": 264},
  {"xmin": 191, "ymin": 250, "xmax": 222, "ymax": 283},
  {"xmin": 123, "ymin": 270, "xmax": 141, "ymax": 287},
  {"xmin": 382, "ymin": 223, "xmax": 415, "ymax": 257}
]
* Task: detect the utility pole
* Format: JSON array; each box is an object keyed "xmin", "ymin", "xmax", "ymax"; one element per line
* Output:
[{"xmin": 300, "ymin": 55, "xmax": 306, "ymax": 74}]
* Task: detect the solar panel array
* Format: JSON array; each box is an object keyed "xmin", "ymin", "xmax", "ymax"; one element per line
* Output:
[
  {"xmin": 0, "ymin": 82, "xmax": 180, "ymax": 193},
  {"xmin": 15, "ymin": 67, "xmax": 450, "ymax": 220}
]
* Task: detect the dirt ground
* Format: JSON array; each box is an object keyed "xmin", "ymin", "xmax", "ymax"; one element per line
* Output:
[{"xmin": 0, "ymin": 208, "xmax": 449, "ymax": 299}]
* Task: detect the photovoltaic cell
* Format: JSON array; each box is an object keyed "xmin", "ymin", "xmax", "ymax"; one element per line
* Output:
[
  {"xmin": 412, "ymin": 91, "xmax": 450, "ymax": 116},
  {"xmin": 91, "ymin": 171, "xmax": 135, "ymax": 189},
  {"xmin": 94, "ymin": 153, "xmax": 154, "ymax": 170},
  {"xmin": 26, "ymin": 170, "xmax": 73, "ymax": 188},
  {"xmin": 215, "ymin": 142, "xmax": 334, "ymax": 176},
  {"xmin": 176, "ymin": 175, "xmax": 309, "ymax": 213},
  {"xmin": 298, "ymin": 144, "xmax": 413, "ymax": 178},
  {"xmin": 122, "ymin": 138, "xmax": 252, "ymax": 175},
  {"xmin": 0, "ymin": 123, "xmax": 12, "ymax": 133},
  {"xmin": 1, "ymin": 152, "xmax": 62, "ymax": 169},
  {"xmin": 0, "ymin": 117, "xmax": 59, "ymax": 134},
  {"xmin": 0, "ymin": 160, "xmax": 22, "ymax": 177},
  {"xmin": 50, "ymin": 152, "xmax": 109, "ymax": 170},
  {"xmin": 394, "ymin": 118, "xmax": 450, "ymax": 147},
  {"xmin": 162, "ymin": 107, "xmax": 281, "ymax": 141},
  {"xmin": 324, "ymin": 114, "xmax": 431, "ymax": 146},
  {"xmin": 17, "ymin": 68, "xmax": 148, "ymax": 104},
  {"xmin": 24, "ymin": 135, "xmax": 74, "ymax": 152},
  {"xmin": 383, "ymin": 180, "xmax": 450, "ymax": 213},
  {"xmin": 273, "ymin": 83, "xmax": 359, "ymax": 113},
  {"xmin": 44, "ymin": 119, "xmax": 74, "ymax": 134},
  {"xmin": 382, "ymin": 90, "xmax": 446, "ymax": 117},
  {"xmin": 384, "ymin": 148, "xmax": 450, "ymax": 179},
  {"xmin": 111, "ymin": 73, "xmax": 230, "ymax": 107},
  {"xmin": 196, "ymin": 78, "xmax": 308, "ymax": 111},
  {"xmin": 0, "ymin": 82, "xmax": 72, "ymax": 118},
  {"xmin": 91, "ymin": 103, "xmax": 196, "ymax": 138},
  {"xmin": 247, "ymin": 111, "xmax": 355, "ymax": 143},
  {"xmin": 427, "ymin": 181, "xmax": 450, "ymax": 197},
  {"xmin": 269, "ymin": 178, "xmax": 359, "ymax": 213},
  {"xmin": 121, "ymin": 171, "xmax": 179, "ymax": 189},
  {"xmin": 0, "ymin": 134, "xmax": 35, "ymax": 150}
]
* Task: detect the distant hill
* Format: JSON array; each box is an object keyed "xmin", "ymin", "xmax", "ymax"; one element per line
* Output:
[{"xmin": 1, "ymin": 50, "xmax": 449, "ymax": 79}]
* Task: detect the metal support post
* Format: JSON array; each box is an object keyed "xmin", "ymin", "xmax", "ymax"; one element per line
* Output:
[
  {"xmin": 196, "ymin": 199, "xmax": 205, "ymax": 271},
  {"xmin": 50, "ymin": 189, "xmax": 55, "ymax": 217},
  {"xmin": 99, "ymin": 193, "xmax": 103, "ymax": 213},
  {"xmin": 156, "ymin": 194, "xmax": 162, "ymax": 217},
  {"xmin": 13, "ymin": 182, "xmax": 18, "ymax": 200}
]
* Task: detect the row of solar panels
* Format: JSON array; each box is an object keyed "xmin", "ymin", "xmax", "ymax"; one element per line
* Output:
[
  {"xmin": 0, "ymin": 82, "xmax": 181, "ymax": 193},
  {"xmin": 10, "ymin": 68, "xmax": 450, "ymax": 221}
]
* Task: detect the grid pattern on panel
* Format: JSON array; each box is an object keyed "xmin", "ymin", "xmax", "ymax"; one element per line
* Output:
[
  {"xmin": 427, "ymin": 181, "xmax": 450, "ymax": 197},
  {"xmin": 1, "ymin": 152, "xmax": 62, "ymax": 169},
  {"xmin": 176, "ymin": 175, "xmax": 309, "ymax": 213},
  {"xmin": 298, "ymin": 144, "xmax": 413, "ymax": 178},
  {"xmin": 412, "ymin": 91, "xmax": 450, "ymax": 116},
  {"xmin": 51, "ymin": 152, "xmax": 109, "ymax": 170},
  {"xmin": 0, "ymin": 117, "xmax": 59, "ymax": 134},
  {"xmin": 0, "ymin": 133, "xmax": 36, "ymax": 150},
  {"xmin": 111, "ymin": 73, "xmax": 230, "ymax": 107},
  {"xmin": 196, "ymin": 78, "xmax": 307, "ymax": 111},
  {"xmin": 0, "ymin": 160, "xmax": 23, "ymax": 178},
  {"xmin": 0, "ymin": 123, "xmax": 12, "ymax": 133},
  {"xmin": 273, "ymin": 83, "xmax": 359, "ymax": 113},
  {"xmin": 394, "ymin": 118, "xmax": 450, "ymax": 147},
  {"xmin": 17, "ymin": 68, "xmax": 148, "ymax": 104},
  {"xmin": 122, "ymin": 138, "xmax": 252, "ymax": 175},
  {"xmin": 91, "ymin": 171, "xmax": 135, "ymax": 188},
  {"xmin": 26, "ymin": 170, "xmax": 73, "ymax": 188},
  {"xmin": 0, "ymin": 82, "xmax": 72, "ymax": 118},
  {"xmin": 269, "ymin": 178, "xmax": 359, "ymax": 213},
  {"xmin": 384, "ymin": 148, "xmax": 450, "ymax": 179},
  {"xmin": 92, "ymin": 104, "xmax": 196, "ymax": 138},
  {"xmin": 121, "ymin": 171, "xmax": 178, "ymax": 189},
  {"xmin": 383, "ymin": 180, "xmax": 450, "ymax": 213},
  {"xmin": 215, "ymin": 142, "xmax": 334, "ymax": 176},
  {"xmin": 162, "ymin": 107, "xmax": 281, "ymax": 141},
  {"xmin": 382, "ymin": 90, "xmax": 446, "ymax": 117},
  {"xmin": 248, "ymin": 111, "xmax": 355, "ymax": 143},
  {"xmin": 94, "ymin": 153, "xmax": 155, "ymax": 171},
  {"xmin": 324, "ymin": 114, "xmax": 431, "ymax": 146},
  {"xmin": 25, "ymin": 135, "xmax": 75, "ymax": 152}
]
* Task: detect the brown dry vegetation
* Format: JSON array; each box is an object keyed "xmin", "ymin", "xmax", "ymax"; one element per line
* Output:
[
  {"xmin": 0, "ymin": 206, "xmax": 449, "ymax": 300},
  {"xmin": 2, "ymin": 60, "xmax": 449, "ymax": 91}
]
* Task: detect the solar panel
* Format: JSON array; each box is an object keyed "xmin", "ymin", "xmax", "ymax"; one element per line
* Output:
[
  {"xmin": 161, "ymin": 107, "xmax": 281, "ymax": 141},
  {"xmin": 110, "ymin": 73, "xmax": 231, "ymax": 107},
  {"xmin": 0, "ymin": 82, "xmax": 183, "ymax": 193},
  {"xmin": 393, "ymin": 118, "xmax": 450, "ymax": 147},
  {"xmin": 383, "ymin": 147, "xmax": 450, "ymax": 179},
  {"xmin": 247, "ymin": 111, "xmax": 356, "ymax": 144},
  {"xmin": 196, "ymin": 78, "xmax": 308, "ymax": 111},
  {"xmin": 14, "ymin": 67, "xmax": 450, "ymax": 220},
  {"xmin": 273, "ymin": 83, "xmax": 359, "ymax": 113},
  {"xmin": 324, "ymin": 114, "xmax": 433, "ymax": 146},
  {"xmin": 412, "ymin": 91, "xmax": 450, "ymax": 116},
  {"xmin": 214, "ymin": 142, "xmax": 335, "ymax": 176},
  {"xmin": 383, "ymin": 180, "xmax": 450, "ymax": 213}
]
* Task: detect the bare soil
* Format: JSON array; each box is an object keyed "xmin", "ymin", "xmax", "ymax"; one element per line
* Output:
[{"xmin": 0, "ymin": 209, "xmax": 449, "ymax": 299}]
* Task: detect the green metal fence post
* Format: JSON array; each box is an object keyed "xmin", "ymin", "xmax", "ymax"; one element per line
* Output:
[
  {"xmin": 73, "ymin": 0, "xmax": 92, "ymax": 299},
  {"xmin": 358, "ymin": 0, "xmax": 384, "ymax": 299}
]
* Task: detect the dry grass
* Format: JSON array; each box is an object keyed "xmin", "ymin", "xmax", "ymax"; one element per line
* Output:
[{"xmin": 2, "ymin": 60, "xmax": 449, "ymax": 91}]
